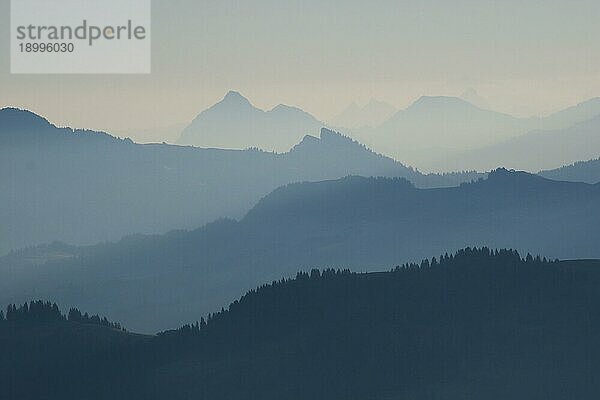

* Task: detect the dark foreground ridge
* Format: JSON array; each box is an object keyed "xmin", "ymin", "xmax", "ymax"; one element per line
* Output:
[{"xmin": 2, "ymin": 248, "xmax": 600, "ymax": 400}]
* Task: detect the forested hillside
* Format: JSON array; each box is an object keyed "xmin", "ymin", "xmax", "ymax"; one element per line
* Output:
[
  {"xmin": 2, "ymin": 248, "xmax": 600, "ymax": 399},
  {"xmin": 540, "ymin": 157, "xmax": 600, "ymax": 183}
]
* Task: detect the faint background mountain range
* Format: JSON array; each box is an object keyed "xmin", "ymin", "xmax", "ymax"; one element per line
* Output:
[
  {"xmin": 329, "ymin": 99, "xmax": 398, "ymax": 129},
  {"xmin": 176, "ymin": 91, "xmax": 600, "ymax": 172},
  {"xmin": 4, "ymin": 91, "xmax": 600, "ymax": 256}
]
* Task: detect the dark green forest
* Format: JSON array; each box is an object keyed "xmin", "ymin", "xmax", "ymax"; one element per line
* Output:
[{"xmin": 2, "ymin": 248, "xmax": 600, "ymax": 399}]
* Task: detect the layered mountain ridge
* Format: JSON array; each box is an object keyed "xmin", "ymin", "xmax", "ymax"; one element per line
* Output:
[
  {"xmin": 0, "ymin": 107, "xmax": 479, "ymax": 254},
  {"xmin": 2, "ymin": 169, "xmax": 598, "ymax": 332}
]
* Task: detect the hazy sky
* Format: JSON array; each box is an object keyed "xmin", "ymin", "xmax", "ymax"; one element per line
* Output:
[{"xmin": 1, "ymin": 0, "xmax": 599, "ymax": 140}]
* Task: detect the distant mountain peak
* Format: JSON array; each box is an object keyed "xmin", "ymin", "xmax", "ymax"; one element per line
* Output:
[
  {"xmin": 219, "ymin": 90, "xmax": 253, "ymax": 107},
  {"xmin": 269, "ymin": 104, "xmax": 317, "ymax": 120},
  {"xmin": 179, "ymin": 92, "xmax": 323, "ymax": 152},
  {"xmin": 224, "ymin": 90, "xmax": 246, "ymax": 100},
  {"xmin": 409, "ymin": 95, "xmax": 474, "ymax": 110},
  {"xmin": 270, "ymin": 104, "xmax": 297, "ymax": 112}
]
